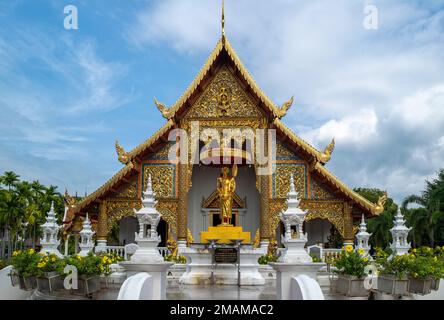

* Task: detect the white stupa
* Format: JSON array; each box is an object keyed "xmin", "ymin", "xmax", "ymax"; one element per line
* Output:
[
  {"xmin": 390, "ymin": 208, "xmax": 411, "ymax": 256},
  {"xmin": 355, "ymin": 214, "xmax": 371, "ymax": 257},
  {"xmin": 78, "ymin": 213, "xmax": 95, "ymax": 256},
  {"xmin": 129, "ymin": 175, "xmax": 163, "ymax": 263},
  {"xmin": 278, "ymin": 174, "xmax": 312, "ymax": 263},
  {"xmin": 40, "ymin": 202, "xmax": 63, "ymax": 257}
]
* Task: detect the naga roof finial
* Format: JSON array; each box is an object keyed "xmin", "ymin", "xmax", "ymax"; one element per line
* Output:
[
  {"xmin": 275, "ymin": 96, "xmax": 294, "ymax": 119},
  {"xmin": 115, "ymin": 140, "xmax": 130, "ymax": 165},
  {"xmin": 154, "ymin": 98, "xmax": 174, "ymax": 120},
  {"xmin": 374, "ymin": 191, "xmax": 388, "ymax": 215},
  {"xmin": 318, "ymin": 138, "xmax": 335, "ymax": 165}
]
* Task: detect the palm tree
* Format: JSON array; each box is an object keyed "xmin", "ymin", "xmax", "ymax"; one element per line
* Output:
[
  {"xmin": 1, "ymin": 171, "xmax": 20, "ymax": 190},
  {"xmin": 402, "ymin": 169, "xmax": 444, "ymax": 247}
]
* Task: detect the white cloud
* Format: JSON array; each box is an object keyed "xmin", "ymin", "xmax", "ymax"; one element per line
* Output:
[
  {"xmin": 394, "ymin": 84, "xmax": 444, "ymax": 130},
  {"xmin": 301, "ymin": 109, "xmax": 378, "ymax": 147}
]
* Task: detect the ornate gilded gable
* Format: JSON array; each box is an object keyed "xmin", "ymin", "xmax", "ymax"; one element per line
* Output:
[
  {"xmin": 310, "ymin": 178, "xmax": 337, "ymax": 200},
  {"xmin": 272, "ymin": 164, "xmax": 307, "ymax": 198},
  {"xmin": 275, "ymin": 141, "xmax": 301, "ymax": 161},
  {"xmin": 147, "ymin": 142, "xmax": 175, "ymax": 161},
  {"xmin": 142, "ymin": 164, "xmax": 176, "ymax": 198},
  {"xmin": 114, "ymin": 178, "xmax": 138, "ymax": 198},
  {"xmin": 184, "ymin": 66, "xmax": 263, "ymax": 119}
]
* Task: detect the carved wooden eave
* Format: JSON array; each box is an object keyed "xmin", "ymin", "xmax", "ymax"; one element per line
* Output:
[{"xmin": 202, "ymin": 189, "xmax": 246, "ymax": 210}]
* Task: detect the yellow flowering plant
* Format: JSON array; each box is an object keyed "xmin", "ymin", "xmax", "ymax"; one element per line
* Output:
[
  {"xmin": 96, "ymin": 252, "xmax": 124, "ymax": 275},
  {"xmin": 10, "ymin": 249, "xmax": 40, "ymax": 277},
  {"xmin": 332, "ymin": 246, "xmax": 370, "ymax": 278},
  {"xmin": 35, "ymin": 253, "xmax": 66, "ymax": 276},
  {"xmin": 61, "ymin": 252, "xmax": 103, "ymax": 276},
  {"xmin": 408, "ymin": 247, "xmax": 444, "ymax": 280}
]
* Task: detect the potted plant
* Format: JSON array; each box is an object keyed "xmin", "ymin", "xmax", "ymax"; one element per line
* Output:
[
  {"xmin": 35, "ymin": 253, "xmax": 66, "ymax": 293},
  {"xmin": 96, "ymin": 252, "xmax": 124, "ymax": 288},
  {"xmin": 10, "ymin": 249, "xmax": 39, "ymax": 290},
  {"xmin": 431, "ymin": 246, "xmax": 444, "ymax": 291},
  {"xmin": 408, "ymin": 247, "xmax": 444, "ymax": 294},
  {"xmin": 332, "ymin": 246, "xmax": 370, "ymax": 297},
  {"xmin": 63, "ymin": 253, "xmax": 103, "ymax": 296},
  {"xmin": 375, "ymin": 248, "xmax": 410, "ymax": 295}
]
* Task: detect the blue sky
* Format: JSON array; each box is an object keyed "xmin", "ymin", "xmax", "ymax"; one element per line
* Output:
[{"xmin": 0, "ymin": 0, "xmax": 444, "ymax": 203}]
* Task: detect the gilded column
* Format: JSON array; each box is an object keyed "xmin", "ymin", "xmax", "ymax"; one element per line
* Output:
[
  {"xmin": 177, "ymin": 163, "xmax": 189, "ymax": 245},
  {"xmin": 259, "ymin": 174, "xmax": 271, "ymax": 245},
  {"xmin": 95, "ymin": 200, "xmax": 108, "ymax": 252},
  {"xmin": 343, "ymin": 202, "xmax": 354, "ymax": 246}
]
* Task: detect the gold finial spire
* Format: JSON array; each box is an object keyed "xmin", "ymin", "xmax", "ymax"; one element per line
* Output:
[{"xmin": 221, "ymin": 0, "xmax": 225, "ymax": 37}]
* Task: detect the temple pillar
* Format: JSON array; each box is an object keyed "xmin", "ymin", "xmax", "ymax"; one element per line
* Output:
[
  {"xmin": 259, "ymin": 174, "xmax": 270, "ymax": 248},
  {"xmin": 177, "ymin": 163, "xmax": 190, "ymax": 249},
  {"xmin": 342, "ymin": 202, "xmax": 354, "ymax": 246},
  {"xmin": 95, "ymin": 201, "xmax": 108, "ymax": 253}
]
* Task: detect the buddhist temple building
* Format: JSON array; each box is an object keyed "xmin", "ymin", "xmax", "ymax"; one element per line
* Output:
[{"xmin": 63, "ymin": 16, "xmax": 386, "ymax": 250}]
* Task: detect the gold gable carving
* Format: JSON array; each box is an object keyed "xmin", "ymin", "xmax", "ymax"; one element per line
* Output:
[
  {"xmin": 143, "ymin": 165, "xmax": 175, "ymax": 198},
  {"xmin": 185, "ymin": 66, "xmax": 263, "ymax": 119},
  {"xmin": 274, "ymin": 165, "xmax": 306, "ymax": 198},
  {"xmin": 114, "ymin": 178, "xmax": 138, "ymax": 198},
  {"xmin": 310, "ymin": 178, "xmax": 336, "ymax": 200}
]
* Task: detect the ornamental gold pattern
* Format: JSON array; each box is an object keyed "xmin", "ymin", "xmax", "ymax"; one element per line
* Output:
[
  {"xmin": 185, "ymin": 66, "xmax": 262, "ymax": 119},
  {"xmin": 269, "ymin": 198, "xmax": 287, "ymax": 234},
  {"xmin": 301, "ymin": 200, "xmax": 345, "ymax": 238},
  {"xmin": 106, "ymin": 200, "xmax": 142, "ymax": 234},
  {"xmin": 114, "ymin": 178, "xmax": 138, "ymax": 198},
  {"xmin": 156, "ymin": 199, "xmax": 178, "ymax": 236},
  {"xmin": 274, "ymin": 164, "xmax": 307, "ymax": 198},
  {"xmin": 143, "ymin": 165, "xmax": 175, "ymax": 198},
  {"xmin": 310, "ymin": 178, "xmax": 335, "ymax": 200}
]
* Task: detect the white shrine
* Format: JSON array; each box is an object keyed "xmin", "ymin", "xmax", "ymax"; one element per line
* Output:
[
  {"xmin": 78, "ymin": 213, "xmax": 95, "ymax": 256},
  {"xmin": 390, "ymin": 208, "xmax": 411, "ymax": 256},
  {"xmin": 128, "ymin": 175, "xmax": 164, "ymax": 263},
  {"xmin": 40, "ymin": 202, "xmax": 63, "ymax": 257},
  {"xmin": 355, "ymin": 214, "xmax": 371, "ymax": 257},
  {"xmin": 119, "ymin": 175, "xmax": 173, "ymax": 300},
  {"xmin": 278, "ymin": 174, "xmax": 312, "ymax": 263}
]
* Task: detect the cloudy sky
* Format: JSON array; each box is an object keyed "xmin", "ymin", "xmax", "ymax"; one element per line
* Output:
[{"xmin": 0, "ymin": 0, "xmax": 443, "ymax": 203}]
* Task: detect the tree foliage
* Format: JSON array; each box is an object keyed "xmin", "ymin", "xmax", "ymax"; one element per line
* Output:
[{"xmin": 0, "ymin": 171, "xmax": 64, "ymax": 259}]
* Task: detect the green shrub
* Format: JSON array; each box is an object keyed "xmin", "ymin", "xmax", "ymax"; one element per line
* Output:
[
  {"xmin": 258, "ymin": 254, "xmax": 278, "ymax": 265},
  {"xmin": 332, "ymin": 245, "xmax": 370, "ymax": 278}
]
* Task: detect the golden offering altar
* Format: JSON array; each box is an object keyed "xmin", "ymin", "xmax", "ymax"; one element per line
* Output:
[{"xmin": 200, "ymin": 225, "xmax": 250, "ymax": 244}]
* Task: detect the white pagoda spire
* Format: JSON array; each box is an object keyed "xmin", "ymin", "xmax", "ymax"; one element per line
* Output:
[
  {"xmin": 79, "ymin": 213, "xmax": 95, "ymax": 256},
  {"xmin": 40, "ymin": 202, "xmax": 63, "ymax": 257},
  {"xmin": 278, "ymin": 174, "xmax": 311, "ymax": 263},
  {"xmin": 356, "ymin": 214, "xmax": 371, "ymax": 256},
  {"xmin": 129, "ymin": 174, "xmax": 163, "ymax": 263},
  {"xmin": 390, "ymin": 208, "xmax": 411, "ymax": 256}
]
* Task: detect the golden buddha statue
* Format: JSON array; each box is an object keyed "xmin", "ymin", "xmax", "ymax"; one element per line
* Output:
[
  {"xmin": 217, "ymin": 164, "xmax": 237, "ymax": 225},
  {"xmin": 200, "ymin": 163, "xmax": 250, "ymax": 244}
]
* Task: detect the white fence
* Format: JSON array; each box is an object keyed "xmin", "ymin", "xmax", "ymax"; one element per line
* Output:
[{"xmin": 105, "ymin": 246, "xmax": 170, "ymax": 260}]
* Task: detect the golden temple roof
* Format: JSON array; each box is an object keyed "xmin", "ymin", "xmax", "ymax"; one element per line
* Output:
[
  {"xmin": 68, "ymin": 33, "xmax": 382, "ymax": 220},
  {"xmin": 155, "ymin": 35, "xmax": 287, "ymax": 121}
]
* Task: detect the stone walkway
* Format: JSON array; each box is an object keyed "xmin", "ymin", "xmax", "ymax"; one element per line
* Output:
[{"xmin": 167, "ymin": 282, "xmax": 276, "ymax": 300}]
